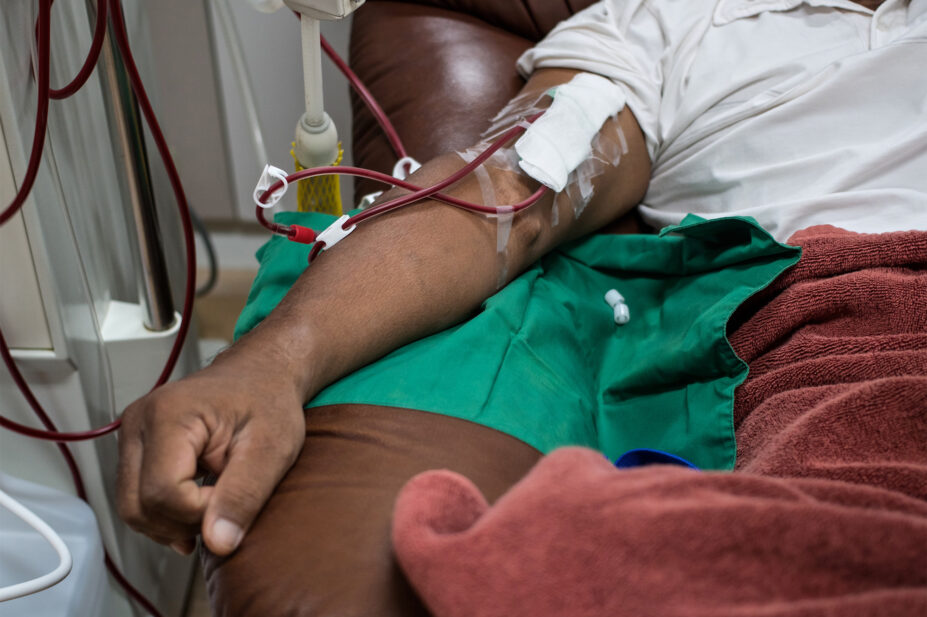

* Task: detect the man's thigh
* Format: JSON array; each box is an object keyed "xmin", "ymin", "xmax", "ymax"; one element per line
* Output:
[{"xmin": 202, "ymin": 403, "xmax": 542, "ymax": 617}]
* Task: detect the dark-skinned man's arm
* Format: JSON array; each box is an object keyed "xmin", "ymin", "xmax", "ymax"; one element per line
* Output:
[{"xmin": 115, "ymin": 68, "xmax": 651, "ymax": 556}]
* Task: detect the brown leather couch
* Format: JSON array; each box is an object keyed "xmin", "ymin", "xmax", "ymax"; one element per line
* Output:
[
  {"xmin": 349, "ymin": 0, "xmax": 597, "ymax": 199},
  {"xmin": 202, "ymin": 2, "xmax": 598, "ymax": 615}
]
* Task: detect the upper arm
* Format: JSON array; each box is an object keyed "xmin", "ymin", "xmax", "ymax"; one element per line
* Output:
[{"xmin": 476, "ymin": 69, "xmax": 651, "ymax": 270}]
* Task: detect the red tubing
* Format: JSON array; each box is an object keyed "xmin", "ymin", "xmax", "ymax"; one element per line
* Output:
[
  {"xmin": 255, "ymin": 163, "xmax": 548, "ymax": 265},
  {"xmin": 320, "ymin": 34, "xmax": 408, "ymax": 160},
  {"xmin": 1, "ymin": 328, "xmax": 162, "ymax": 615},
  {"xmin": 257, "ymin": 165, "xmax": 547, "ymax": 225},
  {"xmin": 0, "ymin": 330, "xmax": 120, "ymax": 441},
  {"xmin": 256, "ymin": 205, "xmax": 292, "ymax": 235},
  {"xmin": 0, "ymin": 0, "xmax": 197, "ymax": 443},
  {"xmin": 0, "ymin": 0, "xmax": 50, "ymax": 227},
  {"xmin": 0, "ymin": 1, "xmax": 200, "ymax": 614},
  {"xmin": 349, "ymin": 114, "xmax": 543, "ymax": 226},
  {"xmin": 49, "ymin": 0, "xmax": 109, "ymax": 99},
  {"xmin": 256, "ymin": 114, "xmax": 548, "ymax": 245}
]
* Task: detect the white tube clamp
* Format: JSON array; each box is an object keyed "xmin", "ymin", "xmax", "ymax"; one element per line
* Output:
[
  {"xmin": 253, "ymin": 164, "xmax": 290, "ymax": 208},
  {"xmin": 317, "ymin": 214, "xmax": 357, "ymax": 250}
]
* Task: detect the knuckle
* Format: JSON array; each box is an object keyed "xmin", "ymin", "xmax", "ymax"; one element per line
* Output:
[
  {"xmin": 218, "ymin": 483, "xmax": 262, "ymax": 514},
  {"xmin": 138, "ymin": 481, "xmax": 178, "ymax": 514},
  {"xmin": 118, "ymin": 402, "xmax": 143, "ymax": 432},
  {"xmin": 117, "ymin": 501, "xmax": 145, "ymax": 532}
]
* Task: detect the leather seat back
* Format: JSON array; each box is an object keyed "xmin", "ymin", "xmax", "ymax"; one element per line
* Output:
[{"xmin": 350, "ymin": 0, "xmax": 596, "ymax": 199}]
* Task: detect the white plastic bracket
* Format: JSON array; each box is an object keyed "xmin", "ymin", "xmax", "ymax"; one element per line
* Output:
[
  {"xmin": 317, "ymin": 214, "xmax": 357, "ymax": 251},
  {"xmin": 253, "ymin": 164, "xmax": 290, "ymax": 209},
  {"xmin": 392, "ymin": 156, "xmax": 422, "ymax": 181}
]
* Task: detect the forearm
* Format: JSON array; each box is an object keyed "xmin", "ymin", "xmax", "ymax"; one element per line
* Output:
[
  {"xmin": 117, "ymin": 70, "xmax": 651, "ymax": 555},
  {"xmin": 225, "ymin": 70, "xmax": 651, "ymax": 402}
]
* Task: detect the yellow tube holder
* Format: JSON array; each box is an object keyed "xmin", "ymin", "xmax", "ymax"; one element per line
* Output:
[{"xmin": 292, "ymin": 142, "xmax": 344, "ymax": 215}]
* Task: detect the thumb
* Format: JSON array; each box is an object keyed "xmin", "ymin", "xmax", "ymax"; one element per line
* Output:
[{"xmin": 201, "ymin": 429, "xmax": 301, "ymax": 555}]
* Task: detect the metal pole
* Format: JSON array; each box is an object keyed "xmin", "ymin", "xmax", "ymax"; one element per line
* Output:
[
  {"xmin": 301, "ymin": 16, "xmax": 325, "ymax": 126},
  {"xmin": 93, "ymin": 0, "xmax": 176, "ymax": 331}
]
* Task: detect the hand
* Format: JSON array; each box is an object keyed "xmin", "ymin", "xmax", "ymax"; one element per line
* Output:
[{"xmin": 116, "ymin": 352, "xmax": 307, "ymax": 556}]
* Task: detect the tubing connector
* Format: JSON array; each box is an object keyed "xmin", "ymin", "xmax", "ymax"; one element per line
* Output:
[
  {"xmin": 294, "ymin": 112, "xmax": 340, "ymax": 169},
  {"xmin": 288, "ymin": 225, "xmax": 318, "ymax": 244}
]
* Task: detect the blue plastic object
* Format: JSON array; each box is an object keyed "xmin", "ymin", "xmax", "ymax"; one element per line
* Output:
[{"xmin": 614, "ymin": 448, "xmax": 699, "ymax": 470}]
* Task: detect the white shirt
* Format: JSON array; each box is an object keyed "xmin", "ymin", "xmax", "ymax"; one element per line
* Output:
[{"xmin": 517, "ymin": 0, "xmax": 927, "ymax": 241}]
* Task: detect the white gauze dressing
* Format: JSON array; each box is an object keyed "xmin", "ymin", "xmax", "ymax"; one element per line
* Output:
[{"xmin": 515, "ymin": 73, "xmax": 627, "ymax": 193}]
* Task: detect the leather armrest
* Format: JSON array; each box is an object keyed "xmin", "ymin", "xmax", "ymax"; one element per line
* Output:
[{"xmin": 350, "ymin": 2, "xmax": 533, "ymax": 197}]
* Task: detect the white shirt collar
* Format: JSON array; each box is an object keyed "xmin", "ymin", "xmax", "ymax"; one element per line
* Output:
[{"xmin": 713, "ymin": 0, "xmax": 885, "ymax": 26}]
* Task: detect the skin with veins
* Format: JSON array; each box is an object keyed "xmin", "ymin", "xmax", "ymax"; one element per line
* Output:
[{"xmin": 115, "ymin": 68, "xmax": 652, "ymax": 558}]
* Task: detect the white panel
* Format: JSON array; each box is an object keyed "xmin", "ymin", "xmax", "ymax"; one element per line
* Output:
[
  {"xmin": 142, "ymin": 0, "xmax": 238, "ymax": 221},
  {"xmin": 0, "ymin": 120, "xmax": 53, "ymax": 350}
]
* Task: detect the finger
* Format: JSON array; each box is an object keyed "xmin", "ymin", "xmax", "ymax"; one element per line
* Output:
[
  {"xmin": 170, "ymin": 537, "xmax": 197, "ymax": 556},
  {"xmin": 143, "ymin": 490, "xmax": 214, "ymax": 554},
  {"xmin": 116, "ymin": 410, "xmax": 146, "ymax": 532},
  {"xmin": 202, "ymin": 427, "xmax": 301, "ymax": 556},
  {"xmin": 137, "ymin": 415, "xmax": 211, "ymax": 539}
]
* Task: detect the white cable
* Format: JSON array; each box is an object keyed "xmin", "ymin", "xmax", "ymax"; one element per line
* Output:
[
  {"xmin": 212, "ymin": 0, "xmax": 270, "ymax": 166},
  {"xmin": 0, "ymin": 488, "xmax": 72, "ymax": 602},
  {"xmin": 300, "ymin": 16, "xmax": 325, "ymax": 126}
]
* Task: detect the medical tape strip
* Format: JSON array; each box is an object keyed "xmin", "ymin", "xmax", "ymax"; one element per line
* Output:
[
  {"xmin": 480, "ymin": 91, "xmax": 550, "ymax": 142},
  {"xmin": 458, "ymin": 149, "xmax": 498, "ymax": 210},
  {"xmin": 546, "ymin": 125, "xmax": 627, "ymax": 221},
  {"xmin": 453, "ymin": 148, "xmax": 520, "ymax": 287},
  {"xmin": 514, "ymin": 73, "xmax": 627, "ymax": 194},
  {"xmin": 493, "ymin": 205, "xmax": 516, "ymax": 287},
  {"xmin": 493, "ymin": 205, "xmax": 515, "ymax": 254},
  {"xmin": 456, "ymin": 148, "xmax": 523, "ymax": 257}
]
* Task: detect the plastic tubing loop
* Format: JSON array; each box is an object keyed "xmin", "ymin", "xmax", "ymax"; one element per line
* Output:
[
  {"xmin": 49, "ymin": 0, "xmax": 109, "ymax": 99},
  {"xmin": 0, "ymin": 0, "xmax": 50, "ymax": 227},
  {"xmin": 256, "ymin": 114, "xmax": 549, "ymax": 241},
  {"xmin": 0, "ymin": 1, "xmax": 195, "ymax": 614},
  {"xmin": 2, "ymin": 0, "xmax": 109, "ymax": 226},
  {"xmin": 319, "ymin": 34, "xmax": 408, "ymax": 160},
  {"xmin": 0, "ymin": 0, "xmax": 197, "ymax": 446},
  {"xmin": 0, "ymin": 487, "xmax": 73, "ymax": 602},
  {"xmin": 255, "ymin": 166, "xmax": 547, "ymax": 237}
]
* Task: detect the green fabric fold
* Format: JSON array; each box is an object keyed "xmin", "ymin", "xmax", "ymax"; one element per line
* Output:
[{"xmin": 236, "ymin": 212, "xmax": 800, "ymax": 470}]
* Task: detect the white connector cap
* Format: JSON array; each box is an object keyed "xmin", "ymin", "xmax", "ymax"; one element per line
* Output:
[
  {"xmin": 612, "ymin": 303, "xmax": 631, "ymax": 326},
  {"xmin": 604, "ymin": 289, "xmax": 630, "ymax": 326},
  {"xmin": 294, "ymin": 112, "xmax": 340, "ymax": 169},
  {"xmin": 604, "ymin": 289, "xmax": 625, "ymax": 307}
]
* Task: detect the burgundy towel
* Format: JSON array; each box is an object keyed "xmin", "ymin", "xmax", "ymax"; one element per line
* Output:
[{"xmin": 392, "ymin": 226, "xmax": 927, "ymax": 617}]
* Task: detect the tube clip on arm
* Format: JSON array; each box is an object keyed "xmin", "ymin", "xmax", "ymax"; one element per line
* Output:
[{"xmin": 315, "ymin": 214, "xmax": 356, "ymax": 251}]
